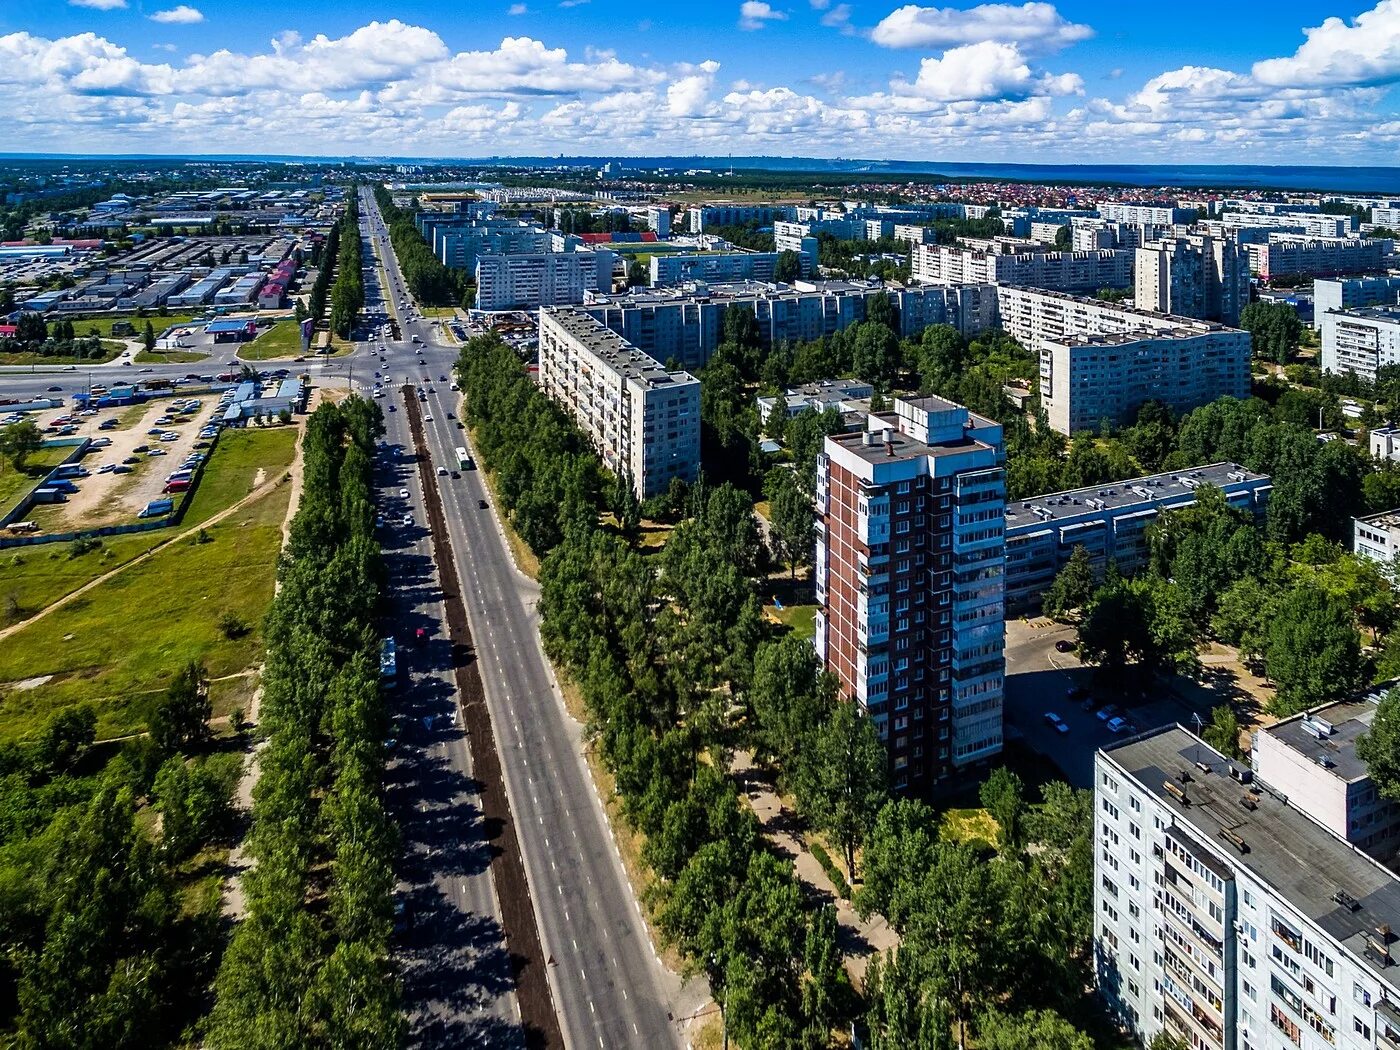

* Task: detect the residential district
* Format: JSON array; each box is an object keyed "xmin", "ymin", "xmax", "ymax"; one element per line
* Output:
[{"xmin": 8, "ymin": 157, "xmax": 1400, "ymax": 1050}]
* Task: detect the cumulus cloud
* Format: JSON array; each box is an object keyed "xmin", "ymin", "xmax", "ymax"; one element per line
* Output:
[
  {"xmin": 149, "ymin": 6, "xmax": 203, "ymax": 24},
  {"xmin": 1253, "ymin": 0, "xmax": 1400, "ymax": 88},
  {"xmin": 871, "ymin": 2, "xmax": 1092, "ymax": 53},
  {"xmin": 899, "ymin": 40, "xmax": 1081, "ymax": 101},
  {"xmin": 739, "ymin": 2, "xmax": 788, "ymax": 30},
  {"xmin": 666, "ymin": 59, "xmax": 720, "ymax": 117},
  {"xmin": 69, "ymin": 0, "xmax": 128, "ymax": 10},
  {"xmin": 508, "ymin": 3, "xmax": 528, "ymax": 14}
]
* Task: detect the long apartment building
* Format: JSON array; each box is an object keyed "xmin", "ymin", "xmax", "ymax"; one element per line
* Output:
[
  {"xmin": 650, "ymin": 251, "xmax": 780, "ymax": 286},
  {"xmin": 1321, "ymin": 305, "xmax": 1400, "ymax": 381},
  {"xmin": 1314, "ymin": 277, "xmax": 1400, "ymax": 330},
  {"xmin": 1096, "ymin": 724, "xmax": 1400, "ymax": 1050},
  {"xmin": 685, "ymin": 203, "xmax": 797, "ymax": 233},
  {"xmin": 581, "ymin": 279, "xmax": 997, "ymax": 371},
  {"xmin": 912, "ymin": 241, "xmax": 1133, "ymax": 292},
  {"xmin": 815, "ymin": 396, "xmax": 1007, "ymax": 793},
  {"xmin": 996, "ymin": 286, "xmax": 1253, "ymax": 434},
  {"xmin": 1136, "ymin": 235, "xmax": 1251, "ymax": 326},
  {"xmin": 1004, "ymin": 463, "xmax": 1271, "ymax": 612},
  {"xmin": 475, "ymin": 248, "xmax": 614, "ymax": 311},
  {"xmin": 429, "ymin": 218, "xmax": 550, "ymax": 270},
  {"xmin": 1245, "ymin": 235, "xmax": 1387, "ymax": 280},
  {"xmin": 1098, "ymin": 202, "xmax": 1199, "ymax": 225},
  {"xmin": 537, "ymin": 308, "xmax": 700, "ymax": 499}
]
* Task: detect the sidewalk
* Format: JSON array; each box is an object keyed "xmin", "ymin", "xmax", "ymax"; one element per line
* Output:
[{"xmin": 731, "ymin": 751, "xmax": 899, "ymax": 986}]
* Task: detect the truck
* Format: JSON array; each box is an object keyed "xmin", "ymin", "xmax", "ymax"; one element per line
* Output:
[
  {"xmin": 53, "ymin": 464, "xmax": 89, "ymax": 479},
  {"xmin": 138, "ymin": 498, "xmax": 175, "ymax": 519},
  {"xmin": 379, "ymin": 637, "xmax": 398, "ymax": 686},
  {"xmin": 46, "ymin": 479, "xmax": 79, "ymax": 493}
]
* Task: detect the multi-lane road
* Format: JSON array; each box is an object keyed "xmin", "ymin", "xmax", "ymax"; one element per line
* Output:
[{"xmin": 360, "ymin": 189, "xmax": 691, "ymax": 1049}]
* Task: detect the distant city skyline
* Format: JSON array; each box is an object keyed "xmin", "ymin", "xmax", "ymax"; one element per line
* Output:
[{"xmin": 2, "ymin": 1, "xmax": 1399, "ymax": 163}]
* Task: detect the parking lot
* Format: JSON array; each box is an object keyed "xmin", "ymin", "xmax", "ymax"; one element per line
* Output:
[
  {"xmin": 1003, "ymin": 617, "xmax": 1217, "ymax": 787},
  {"xmin": 23, "ymin": 396, "xmax": 224, "ymax": 532}
]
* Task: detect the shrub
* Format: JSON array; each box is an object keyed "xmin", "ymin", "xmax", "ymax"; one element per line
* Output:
[
  {"xmin": 809, "ymin": 840, "xmax": 852, "ymax": 899},
  {"xmin": 217, "ymin": 612, "xmax": 249, "ymax": 640}
]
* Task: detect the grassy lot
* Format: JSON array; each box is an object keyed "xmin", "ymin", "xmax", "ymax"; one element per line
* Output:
[
  {"xmin": 770, "ymin": 601, "xmax": 817, "ymax": 639},
  {"xmin": 420, "ymin": 307, "xmax": 458, "ymax": 319},
  {"xmin": 0, "ymin": 427, "xmax": 297, "ymax": 628},
  {"xmin": 0, "ymin": 349, "xmax": 122, "ymax": 366},
  {"xmin": 0, "ymin": 477, "xmax": 290, "ymax": 744},
  {"xmin": 134, "ymin": 349, "xmax": 209, "ymax": 364},
  {"xmin": 939, "ymin": 807, "xmax": 1001, "ymax": 850},
  {"xmin": 63, "ymin": 312, "xmax": 208, "ymax": 338},
  {"xmin": 238, "ymin": 321, "xmax": 306, "ymax": 361},
  {"xmin": 0, "ymin": 446, "xmax": 76, "ymax": 517}
]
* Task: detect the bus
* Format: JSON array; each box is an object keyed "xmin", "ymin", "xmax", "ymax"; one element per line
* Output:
[
  {"xmin": 455, "ymin": 447, "xmax": 472, "ymax": 471},
  {"xmin": 379, "ymin": 637, "xmax": 397, "ymax": 687}
]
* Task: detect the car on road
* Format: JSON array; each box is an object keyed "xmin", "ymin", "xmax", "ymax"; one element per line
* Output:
[
  {"xmin": 1106, "ymin": 716, "xmax": 1133, "ymax": 734},
  {"xmin": 1054, "ymin": 639, "xmax": 1075, "ymax": 653},
  {"xmin": 424, "ymin": 414, "xmax": 433, "ymax": 422},
  {"xmin": 46, "ymin": 384, "xmax": 62, "ymax": 392},
  {"xmin": 438, "ymin": 375, "xmax": 447, "ymax": 382},
  {"xmin": 1043, "ymin": 712, "xmax": 1070, "ymax": 734},
  {"xmin": 374, "ymin": 514, "xmax": 386, "ymax": 528},
  {"xmin": 436, "ymin": 466, "xmax": 448, "ymax": 476},
  {"xmin": 1066, "ymin": 684, "xmax": 1088, "ymax": 700},
  {"xmin": 398, "ymin": 488, "xmax": 409, "ymax": 499},
  {"xmin": 1096, "ymin": 704, "xmax": 1121, "ymax": 723},
  {"xmin": 401, "ymin": 513, "xmax": 412, "ymax": 527},
  {"xmin": 414, "ymin": 627, "xmax": 428, "ymax": 647},
  {"xmin": 477, "ymin": 498, "xmax": 488, "ymax": 509}
]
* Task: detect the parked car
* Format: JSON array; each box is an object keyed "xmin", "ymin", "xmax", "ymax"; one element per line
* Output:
[
  {"xmin": 401, "ymin": 513, "xmax": 413, "ymax": 527},
  {"xmin": 133, "ymin": 444, "xmax": 149, "ymax": 453},
  {"xmin": 112, "ymin": 465, "xmax": 132, "ymax": 474},
  {"xmin": 97, "ymin": 463, "xmax": 115, "ymax": 474},
  {"xmin": 123, "ymin": 456, "xmax": 140, "ymax": 465},
  {"xmin": 1054, "ymin": 639, "xmax": 1075, "ymax": 653},
  {"xmin": 1096, "ymin": 705, "xmax": 1121, "ymax": 723},
  {"xmin": 1043, "ymin": 712, "xmax": 1070, "ymax": 734},
  {"xmin": 398, "ymin": 488, "xmax": 409, "ymax": 499},
  {"xmin": 1066, "ymin": 684, "xmax": 1088, "ymax": 700},
  {"xmin": 1106, "ymin": 716, "xmax": 1133, "ymax": 734}
]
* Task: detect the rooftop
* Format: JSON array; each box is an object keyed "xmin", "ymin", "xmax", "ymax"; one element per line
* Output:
[
  {"xmin": 544, "ymin": 308, "xmax": 698, "ymax": 389},
  {"xmin": 828, "ymin": 409, "xmax": 987, "ymax": 465},
  {"xmin": 1360, "ymin": 508, "xmax": 1400, "ymax": 532},
  {"xmin": 1104, "ymin": 725, "xmax": 1400, "ymax": 997},
  {"xmin": 1260, "ymin": 697, "xmax": 1384, "ymax": 784},
  {"xmin": 1005, "ymin": 462, "xmax": 1267, "ymax": 529}
]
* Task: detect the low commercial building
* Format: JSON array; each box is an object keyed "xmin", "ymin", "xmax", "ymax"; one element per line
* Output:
[
  {"xmin": 537, "ymin": 308, "xmax": 700, "ymax": 499},
  {"xmin": 1321, "ymin": 305, "xmax": 1400, "ymax": 380},
  {"xmin": 1245, "ymin": 235, "xmax": 1386, "ymax": 280},
  {"xmin": 474, "ymin": 249, "xmax": 613, "ymax": 311},
  {"xmin": 912, "ymin": 242, "xmax": 1133, "ymax": 291},
  {"xmin": 205, "ymin": 318, "xmax": 257, "ymax": 344},
  {"xmin": 650, "ymin": 251, "xmax": 780, "ymax": 287},
  {"xmin": 1254, "ymin": 697, "xmax": 1400, "ymax": 863},
  {"xmin": 756, "ymin": 379, "xmax": 873, "ymax": 421},
  {"xmin": 1003, "ymin": 463, "xmax": 1271, "ymax": 612},
  {"xmin": 1095, "ymin": 724, "xmax": 1400, "ymax": 1050}
]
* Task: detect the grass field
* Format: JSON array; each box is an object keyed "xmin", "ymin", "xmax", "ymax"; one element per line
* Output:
[
  {"xmin": 0, "ymin": 446, "xmax": 77, "ymax": 517},
  {"xmin": 238, "ymin": 321, "xmax": 306, "ymax": 361},
  {"xmin": 134, "ymin": 349, "xmax": 209, "ymax": 364},
  {"xmin": 0, "ymin": 427, "xmax": 297, "ymax": 630},
  {"xmin": 770, "ymin": 602, "xmax": 817, "ymax": 639},
  {"xmin": 0, "ymin": 349, "xmax": 122, "ymax": 366},
  {"xmin": 63, "ymin": 312, "xmax": 208, "ymax": 338}
]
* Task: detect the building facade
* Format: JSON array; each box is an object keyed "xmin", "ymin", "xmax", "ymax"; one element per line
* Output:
[
  {"xmin": 650, "ymin": 251, "xmax": 780, "ymax": 286},
  {"xmin": 474, "ymin": 250, "xmax": 613, "ymax": 311},
  {"xmin": 815, "ymin": 396, "xmax": 1007, "ymax": 793},
  {"xmin": 1135, "ymin": 235, "xmax": 1251, "ymax": 326},
  {"xmin": 1004, "ymin": 464, "xmax": 1271, "ymax": 612},
  {"xmin": 1321, "ymin": 306, "xmax": 1400, "ymax": 380},
  {"xmin": 1314, "ymin": 278, "xmax": 1400, "ymax": 330},
  {"xmin": 1096, "ymin": 724, "xmax": 1400, "ymax": 1050},
  {"xmin": 912, "ymin": 242, "xmax": 1133, "ymax": 291},
  {"xmin": 686, "ymin": 203, "xmax": 797, "ymax": 233},
  {"xmin": 537, "ymin": 309, "xmax": 699, "ymax": 499},
  {"xmin": 1355, "ymin": 509, "xmax": 1400, "ymax": 569},
  {"xmin": 1098, "ymin": 202, "xmax": 1199, "ymax": 225},
  {"xmin": 1245, "ymin": 236, "xmax": 1386, "ymax": 280}
]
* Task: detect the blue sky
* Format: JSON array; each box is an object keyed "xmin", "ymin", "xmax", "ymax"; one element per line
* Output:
[{"xmin": 2, "ymin": 0, "xmax": 1399, "ymax": 163}]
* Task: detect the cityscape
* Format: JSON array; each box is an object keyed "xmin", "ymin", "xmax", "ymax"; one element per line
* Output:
[{"xmin": 6, "ymin": 3, "xmax": 1400, "ymax": 1050}]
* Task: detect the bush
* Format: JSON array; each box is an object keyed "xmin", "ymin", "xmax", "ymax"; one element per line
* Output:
[
  {"xmin": 69, "ymin": 536, "xmax": 102, "ymax": 558},
  {"xmin": 809, "ymin": 840, "xmax": 852, "ymax": 899},
  {"xmin": 217, "ymin": 612, "xmax": 249, "ymax": 640}
]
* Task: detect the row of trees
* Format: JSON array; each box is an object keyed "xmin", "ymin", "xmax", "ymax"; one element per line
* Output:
[
  {"xmin": 1, "ymin": 311, "xmax": 110, "ymax": 360},
  {"xmin": 371, "ymin": 185, "xmax": 472, "ymax": 308},
  {"xmin": 206, "ymin": 397, "xmax": 403, "ymax": 1047},
  {"xmin": 457, "ymin": 332, "xmax": 1103, "ymax": 1047},
  {"xmin": 307, "ymin": 217, "xmax": 341, "ymax": 333},
  {"xmin": 0, "ymin": 670, "xmax": 240, "ymax": 1044},
  {"xmin": 329, "ymin": 197, "xmax": 364, "ymax": 339}
]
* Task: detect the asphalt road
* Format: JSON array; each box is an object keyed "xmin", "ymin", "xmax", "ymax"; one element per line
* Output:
[{"xmin": 361, "ymin": 188, "xmax": 687, "ymax": 1050}]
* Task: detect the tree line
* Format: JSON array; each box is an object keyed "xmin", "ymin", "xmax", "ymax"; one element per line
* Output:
[
  {"xmin": 1, "ymin": 312, "xmax": 110, "ymax": 360},
  {"xmin": 370, "ymin": 185, "xmax": 472, "ymax": 308},
  {"xmin": 206, "ymin": 396, "xmax": 403, "ymax": 1048},
  {"xmin": 329, "ymin": 196, "xmax": 364, "ymax": 340},
  {"xmin": 456, "ymin": 332, "xmax": 1103, "ymax": 1048},
  {"xmin": 307, "ymin": 217, "xmax": 341, "ymax": 334}
]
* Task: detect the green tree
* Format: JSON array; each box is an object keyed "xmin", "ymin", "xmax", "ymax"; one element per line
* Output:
[
  {"xmin": 627, "ymin": 259, "xmax": 649, "ymax": 287},
  {"xmin": 774, "ymin": 250, "xmax": 802, "ymax": 284},
  {"xmin": 31, "ymin": 703, "xmax": 97, "ymax": 773},
  {"xmin": 796, "ymin": 700, "xmax": 888, "ymax": 876},
  {"xmin": 1358, "ymin": 688, "xmax": 1400, "ymax": 802},
  {"xmin": 976, "ymin": 1008, "xmax": 1092, "ymax": 1050},
  {"xmin": 1240, "ymin": 301, "xmax": 1302, "ymax": 364},
  {"xmin": 979, "ymin": 767, "xmax": 1027, "ymax": 851},
  {"xmin": 769, "ymin": 469, "xmax": 815, "ymax": 578},
  {"xmin": 148, "ymin": 661, "xmax": 211, "ymax": 753},
  {"xmin": 1, "ymin": 419, "xmax": 43, "ymax": 473},
  {"xmin": 1201, "ymin": 704, "xmax": 1243, "ymax": 759},
  {"xmin": 1265, "ymin": 585, "xmax": 1362, "ymax": 714},
  {"xmin": 1041, "ymin": 545, "xmax": 1095, "ymax": 620},
  {"xmin": 142, "ymin": 319, "xmax": 155, "ymax": 354},
  {"xmin": 801, "ymin": 904, "xmax": 851, "ymax": 1044}
]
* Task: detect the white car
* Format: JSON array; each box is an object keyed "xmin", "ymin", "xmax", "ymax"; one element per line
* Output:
[
  {"xmin": 398, "ymin": 488, "xmax": 410, "ymax": 499},
  {"xmin": 401, "ymin": 513, "xmax": 413, "ymax": 527},
  {"xmin": 436, "ymin": 466, "xmax": 448, "ymax": 476},
  {"xmin": 424, "ymin": 415, "xmax": 434, "ymax": 422}
]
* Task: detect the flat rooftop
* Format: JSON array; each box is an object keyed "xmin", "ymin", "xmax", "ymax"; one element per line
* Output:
[
  {"xmin": 544, "ymin": 308, "xmax": 697, "ymax": 388},
  {"xmin": 1104, "ymin": 725, "xmax": 1400, "ymax": 998},
  {"xmin": 1005, "ymin": 462, "xmax": 1267, "ymax": 530},
  {"xmin": 1260, "ymin": 698, "xmax": 1379, "ymax": 783},
  {"xmin": 1338, "ymin": 305, "xmax": 1400, "ymax": 325},
  {"xmin": 828, "ymin": 410, "xmax": 989, "ymax": 465},
  {"xmin": 1359, "ymin": 508, "xmax": 1400, "ymax": 531}
]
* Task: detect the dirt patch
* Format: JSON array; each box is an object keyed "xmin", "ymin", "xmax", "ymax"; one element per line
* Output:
[
  {"xmin": 403, "ymin": 387, "xmax": 563, "ymax": 1050},
  {"xmin": 5, "ymin": 675, "xmax": 53, "ymax": 691}
]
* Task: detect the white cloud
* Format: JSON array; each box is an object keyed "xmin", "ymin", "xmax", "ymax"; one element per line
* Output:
[
  {"xmin": 739, "ymin": 2, "xmax": 788, "ymax": 30},
  {"xmin": 810, "ymin": 0, "xmax": 830, "ymax": 8},
  {"xmin": 149, "ymin": 6, "xmax": 203, "ymax": 24},
  {"xmin": 666, "ymin": 59, "xmax": 720, "ymax": 116},
  {"xmin": 821, "ymin": 4, "xmax": 854, "ymax": 32},
  {"xmin": 559, "ymin": 0, "xmax": 590, "ymax": 6},
  {"xmin": 508, "ymin": 3, "xmax": 529, "ymax": 13},
  {"xmin": 152, "ymin": 43, "xmax": 177, "ymax": 52},
  {"xmin": 871, "ymin": 3, "xmax": 1092, "ymax": 53},
  {"xmin": 900, "ymin": 40, "xmax": 1081, "ymax": 101},
  {"xmin": 69, "ymin": 0, "xmax": 128, "ymax": 10},
  {"xmin": 1253, "ymin": 0, "xmax": 1400, "ymax": 88}
]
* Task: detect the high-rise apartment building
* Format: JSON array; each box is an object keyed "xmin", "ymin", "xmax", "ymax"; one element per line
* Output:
[
  {"xmin": 814, "ymin": 396, "xmax": 1007, "ymax": 793},
  {"xmin": 537, "ymin": 309, "xmax": 700, "ymax": 499},
  {"xmin": 1095, "ymin": 724, "xmax": 1400, "ymax": 1050},
  {"xmin": 1097, "ymin": 202, "xmax": 1199, "ymax": 226},
  {"xmin": 1135, "ymin": 235, "xmax": 1251, "ymax": 325},
  {"xmin": 912, "ymin": 242, "xmax": 1133, "ymax": 291},
  {"xmin": 474, "ymin": 249, "xmax": 614, "ymax": 311},
  {"xmin": 1313, "ymin": 277, "xmax": 1400, "ymax": 330},
  {"xmin": 1245, "ymin": 235, "xmax": 1386, "ymax": 280},
  {"xmin": 650, "ymin": 251, "xmax": 780, "ymax": 286},
  {"xmin": 1321, "ymin": 305, "xmax": 1400, "ymax": 380}
]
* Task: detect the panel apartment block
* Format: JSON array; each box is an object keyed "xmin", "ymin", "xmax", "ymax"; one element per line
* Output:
[
  {"xmin": 1004, "ymin": 463, "xmax": 1270, "ymax": 612},
  {"xmin": 1095, "ymin": 724, "xmax": 1400, "ymax": 1050},
  {"xmin": 1314, "ymin": 277, "xmax": 1400, "ymax": 330},
  {"xmin": 1245, "ymin": 236, "xmax": 1386, "ymax": 280},
  {"xmin": 815, "ymin": 397, "xmax": 1006, "ymax": 794},
  {"xmin": 912, "ymin": 242, "xmax": 1133, "ymax": 291},
  {"xmin": 474, "ymin": 250, "xmax": 612, "ymax": 311},
  {"xmin": 1136, "ymin": 235, "xmax": 1251, "ymax": 326},
  {"xmin": 538, "ymin": 308, "xmax": 700, "ymax": 499},
  {"xmin": 1322, "ymin": 306, "xmax": 1400, "ymax": 381},
  {"xmin": 650, "ymin": 251, "xmax": 780, "ymax": 287}
]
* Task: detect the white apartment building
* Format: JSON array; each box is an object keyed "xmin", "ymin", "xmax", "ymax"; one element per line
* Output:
[
  {"xmin": 1314, "ymin": 278, "xmax": 1400, "ymax": 330},
  {"xmin": 686, "ymin": 203, "xmax": 797, "ymax": 233},
  {"xmin": 1246, "ymin": 236, "xmax": 1386, "ymax": 280},
  {"xmin": 650, "ymin": 251, "xmax": 779, "ymax": 286},
  {"xmin": 1355, "ymin": 509, "xmax": 1400, "ymax": 570},
  {"xmin": 815, "ymin": 396, "xmax": 1006, "ymax": 793},
  {"xmin": 1096, "ymin": 724, "xmax": 1400, "ymax": 1050},
  {"xmin": 474, "ymin": 249, "xmax": 613, "ymax": 311},
  {"xmin": 1136, "ymin": 236, "xmax": 1251, "ymax": 326},
  {"xmin": 894, "ymin": 224, "xmax": 936, "ymax": 245},
  {"xmin": 1375, "ymin": 209, "xmax": 1400, "ymax": 228},
  {"xmin": 646, "ymin": 206, "xmax": 671, "ymax": 238},
  {"xmin": 537, "ymin": 309, "xmax": 700, "ymax": 500},
  {"xmin": 995, "ymin": 286, "xmax": 1252, "ymax": 433},
  {"xmin": 1254, "ymin": 699, "xmax": 1400, "ymax": 862},
  {"xmin": 1098, "ymin": 202, "xmax": 1199, "ymax": 225},
  {"xmin": 1321, "ymin": 306, "xmax": 1400, "ymax": 380},
  {"xmin": 1073, "ymin": 219, "xmax": 1177, "ymax": 252},
  {"xmin": 912, "ymin": 242, "xmax": 1133, "ymax": 291}
]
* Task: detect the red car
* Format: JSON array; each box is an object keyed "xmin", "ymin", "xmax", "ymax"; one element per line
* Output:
[{"xmin": 414, "ymin": 627, "xmax": 428, "ymax": 647}]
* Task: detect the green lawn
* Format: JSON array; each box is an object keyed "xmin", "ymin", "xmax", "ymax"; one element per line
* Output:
[
  {"xmin": 0, "ymin": 349, "xmax": 122, "ymax": 366},
  {"xmin": 134, "ymin": 349, "xmax": 209, "ymax": 364},
  {"xmin": 238, "ymin": 321, "xmax": 306, "ymax": 361},
  {"xmin": 0, "ymin": 447, "xmax": 76, "ymax": 517},
  {"xmin": 63, "ymin": 312, "xmax": 208, "ymax": 339},
  {"xmin": 771, "ymin": 602, "xmax": 817, "ymax": 639},
  {"xmin": 0, "ymin": 427, "xmax": 297, "ymax": 628},
  {"xmin": 0, "ymin": 479, "xmax": 291, "ymax": 744}
]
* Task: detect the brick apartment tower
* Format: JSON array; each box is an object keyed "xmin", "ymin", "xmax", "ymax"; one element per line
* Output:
[{"xmin": 814, "ymin": 396, "xmax": 1007, "ymax": 794}]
